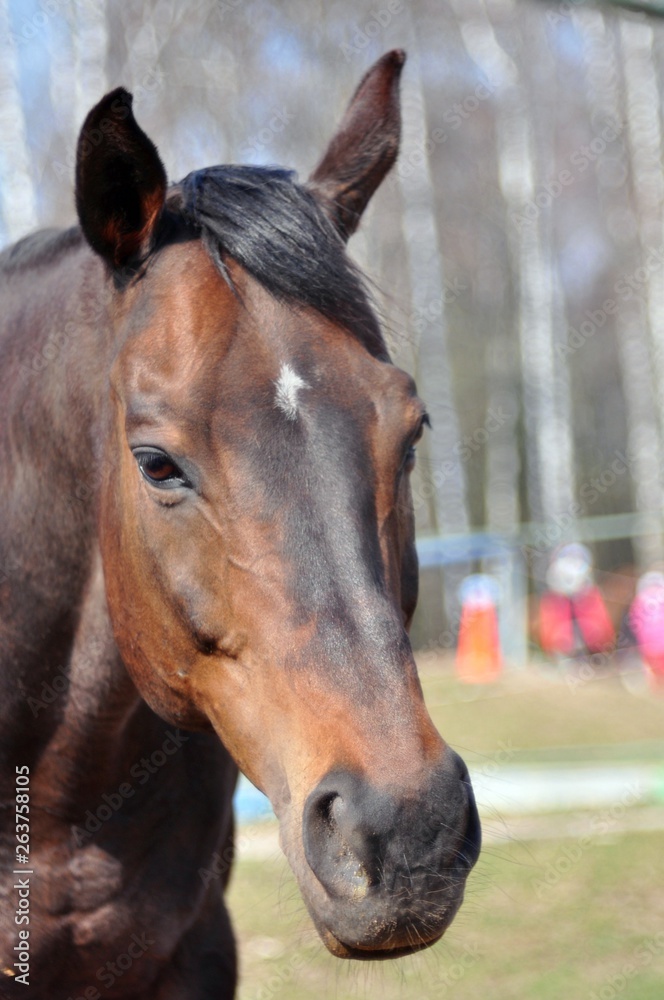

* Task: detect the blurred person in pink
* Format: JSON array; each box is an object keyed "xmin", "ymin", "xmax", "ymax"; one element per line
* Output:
[{"xmin": 629, "ymin": 570, "xmax": 664, "ymax": 688}]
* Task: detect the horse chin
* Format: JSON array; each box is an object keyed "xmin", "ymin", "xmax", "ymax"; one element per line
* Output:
[
  {"xmin": 317, "ymin": 924, "xmax": 444, "ymax": 962},
  {"xmin": 301, "ymin": 885, "xmax": 461, "ymax": 961},
  {"xmin": 278, "ymin": 819, "xmax": 464, "ymax": 963}
]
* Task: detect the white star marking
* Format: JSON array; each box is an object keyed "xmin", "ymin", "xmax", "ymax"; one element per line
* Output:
[{"xmin": 274, "ymin": 363, "xmax": 308, "ymax": 420}]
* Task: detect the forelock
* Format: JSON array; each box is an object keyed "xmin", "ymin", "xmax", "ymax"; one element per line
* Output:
[{"xmin": 172, "ymin": 165, "xmax": 387, "ymax": 358}]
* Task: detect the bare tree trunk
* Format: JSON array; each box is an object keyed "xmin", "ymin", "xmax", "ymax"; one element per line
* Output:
[
  {"xmin": 0, "ymin": 0, "xmax": 38, "ymax": 244},
  {"xmin": 397, "ymin": 13, "xmax": 471, "ymax": 624},
  {"xmin": 397, "ymin": 19, "xmax": 470, "ymax": 536},
  {"xmin": 69, "ymin": 0, "xmax": 108, "ymax": 126},
  {"xmin": 574, "ymin": 8, "xmax": 664, "ymax": 564},
  {"xmin": 453, "ymin": 2, "xmax": 523, "ymax": 538},
  {"xmin": 455, "ymin": 1, "xmax": 575, "ymax": 588}
]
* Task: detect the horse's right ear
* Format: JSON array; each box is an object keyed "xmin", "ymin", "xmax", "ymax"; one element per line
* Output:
[
  {"xmin": 75, "ymin": 88, "xmax": 167, "ymax": 270},
  {"xmin": 307, "ymin": 50, "xmax": 405, "ymax": 241}
]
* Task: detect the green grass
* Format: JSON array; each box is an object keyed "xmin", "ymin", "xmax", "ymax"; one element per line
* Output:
[
  {"xmin": 228, "ymin": 664, "xmax": 664, "ymax": 998},
  {"xmin": 417, "ymin": 657, "xmax": 664, "ymax": 763},
  {"xmin": 229, "ymin": 829, "xmax": 664, "ymax": 1000}
]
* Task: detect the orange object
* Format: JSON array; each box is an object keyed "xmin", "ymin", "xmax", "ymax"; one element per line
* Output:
[{"xmin": 456, "ymin": 595, "xmax": 502, "ymax": 684}]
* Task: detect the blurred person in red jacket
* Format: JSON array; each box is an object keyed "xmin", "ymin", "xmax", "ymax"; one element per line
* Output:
[{"xmin": 539, "ymin": 543, "xmax": 614, "ymax": 662}]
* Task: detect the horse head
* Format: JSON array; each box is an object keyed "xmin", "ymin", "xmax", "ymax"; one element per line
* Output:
[{"xmin": 74, "ymin": 50, "xmax": 480, "ymax": 959}]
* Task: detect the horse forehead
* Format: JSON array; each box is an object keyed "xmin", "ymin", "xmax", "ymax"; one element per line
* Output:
[
  {"xmin": 117, "ymin": 248, "xmax": 300, "ymax": 376},
  {"xmin": 244, "ymin": 342, "xmax": 414, "ymax": 432},
  {"xmin": 115, "ymin": 243, "xmax": 413, "ymax": 415},
  {"xmin": 114, "ymin": 243, "xmax": 236, "ymax": 386}
]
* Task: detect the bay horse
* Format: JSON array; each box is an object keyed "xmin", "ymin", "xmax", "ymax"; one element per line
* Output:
[{"xmin": 0, "ymin": 51, "xmax": 480, "ymax": 999}]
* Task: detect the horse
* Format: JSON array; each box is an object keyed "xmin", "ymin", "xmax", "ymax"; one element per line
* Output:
[{"xmin": 0, "ymin": 50, "xmax": 480, "ymax": 999}]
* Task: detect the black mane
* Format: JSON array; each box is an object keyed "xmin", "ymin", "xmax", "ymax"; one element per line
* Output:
[{"xmin": 174, "ymin": 165, "xmax": 387, "ymax": 359}]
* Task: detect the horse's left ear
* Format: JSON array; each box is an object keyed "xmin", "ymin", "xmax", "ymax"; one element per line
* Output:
[
  {"xmin": 307, "ymin": 49, "xmax": 405, "ymax": 241},
  {"xmin": 75, "ymin": 88, "xmax": 167, "ymax": 269}
]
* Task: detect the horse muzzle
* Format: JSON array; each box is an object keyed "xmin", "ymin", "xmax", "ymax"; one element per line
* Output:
[{"xmin": 294, "ymin": 748, "xmax": 481, "ymax": 959}]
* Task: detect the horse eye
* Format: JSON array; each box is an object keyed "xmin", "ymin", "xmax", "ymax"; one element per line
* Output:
[
  {"xmin": 414, "ymin": 412, "xmax": 431, "ymax": 443},
  {"xmin": 133, "ymin": 448, "xmax": 190, "ymax": 489},
  {"xmin": 403, "ymin": 413, "xmax": 430, "ymax": 474},
  {"xmin": 404, "ymin": 445, "xmax": 417, "ymax": 474}
]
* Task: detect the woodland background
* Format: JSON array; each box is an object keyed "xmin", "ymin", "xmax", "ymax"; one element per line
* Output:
[{"xmin": 3, "ymin": 0, "xmax": 664, "ymax": 647}]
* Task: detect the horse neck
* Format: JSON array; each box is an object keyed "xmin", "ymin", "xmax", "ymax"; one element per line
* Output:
[
  {"xmin": 0, "ymin": 235, "xmax": 144, "ymax": 804},
  {"xmin": 32, "ymin": 547, "xmax": 149, "ymax": 815}
]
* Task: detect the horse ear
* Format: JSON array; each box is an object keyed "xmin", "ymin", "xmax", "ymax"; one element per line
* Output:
[
  {"xmin": 75, "ymin": 88, "xmax": 167, "ymax": 269},
  {"xmin": 307, "ymin": 49, "xmax": 405, "ymax": 241}
]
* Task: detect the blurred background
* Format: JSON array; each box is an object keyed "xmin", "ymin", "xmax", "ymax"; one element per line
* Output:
[{"xmin": 2, "ymin": 0, "xmax": 664, "ymax": 997}]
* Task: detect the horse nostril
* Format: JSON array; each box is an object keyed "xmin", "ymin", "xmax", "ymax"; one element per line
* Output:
[
  {"xmin": 304, "ymin": 779, "xmax": 375, "ymax": 901},
  {"xmin": 303, "ymin": 763, "xmax": 481, "ymax": 911},
  {"xmin": 458, "ymin": 779, "xmax": 482, "ymax": 870},
  {"xmin": 328, "ymin": 793, "xmax": 348, "ymax": 828},
  {"xmin": 314, "ymin": 791, "xmax": 342, "ymax": 837}
]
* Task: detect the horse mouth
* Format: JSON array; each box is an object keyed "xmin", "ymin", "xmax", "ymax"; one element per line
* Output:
[
  {"xmin": 320, "ymin": 926, "xmax": 444, "ymax": 961},
  {"xmin": 278, "ymin": 752, "xmax": 480, "ymax": 962},
  {"xmin": 309, "ymin": 887, "xmax": 463, "ymax": 962}
]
